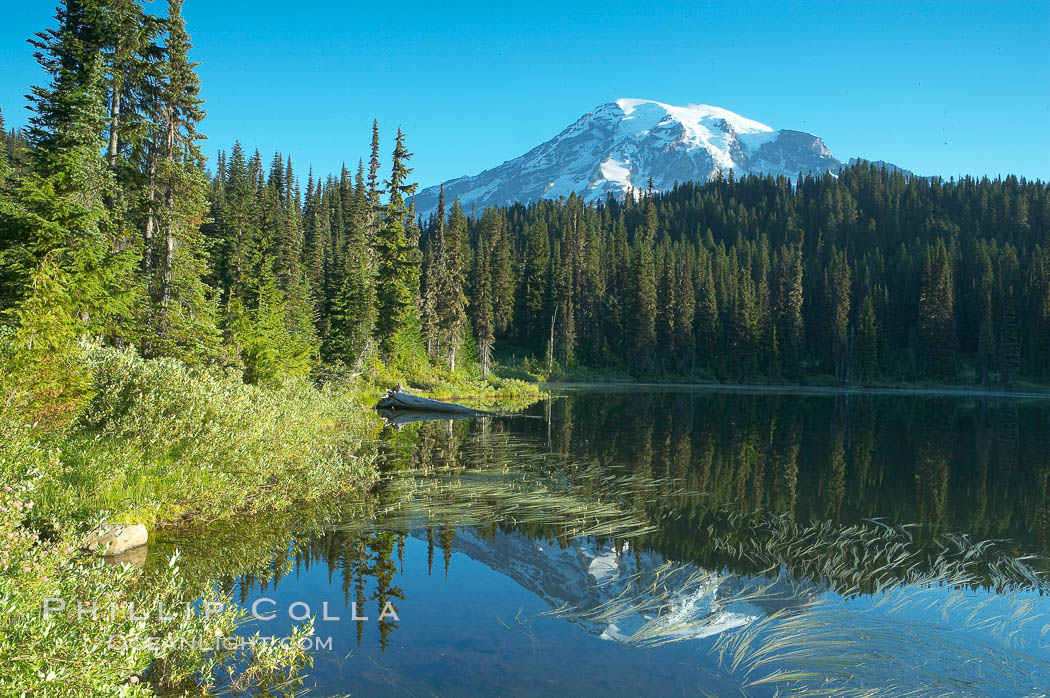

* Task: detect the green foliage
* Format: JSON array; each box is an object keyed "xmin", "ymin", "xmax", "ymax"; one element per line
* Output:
[
  {"xmin": 139, "ymin": 0, "xmax": 222, "ymax": 364},
  {"xmin": 0, "ymin": 255, "xmax": 92, "ymax": 424},
  {"xmin": 826, "ymin": 248, "xmax": 852, "ymax": 384},
  {"xmin": 47, "ymin": 345, "xmax": 378, "ymax": 525},
  {"xmin": 326, "ymin": 171, "xmax": 375, "ymax": 365},
  {"xmin": 626, "ymin": 199, "xmax": 657, "ymax": 372},
  {"xmin": 449, "ymin": 166, "xmax": 1048, "ymax": 386},
  {"xmin": 383, "ymin": 315, "xmax": 429, "ymax": 378},
  {"xmin": 0, "ymin": 0, "xmax": 139, "ymax": 344},
  {"xmin": 0, "ymin": 5, "xmax": 540, "ymax": 695},
  {"xmin": 425, "ymin": 197, "xmax": 469, "ymax": 370},
  {"xmin": 472, "ymin": 210, "xmax": 496, "ymax": 377},
  {"xmin": 0, "ymin": 419, "xmax": 319, "ymax": 696},
  {"xmin": 230, "ymin": 264, "xmax": 317, "ymax": 385},
  {"xmin": 522, "ymin": 218, "xmax": 550, "ymax": 349}
]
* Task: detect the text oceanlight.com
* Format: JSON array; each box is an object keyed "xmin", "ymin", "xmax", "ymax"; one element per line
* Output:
[{"xmin": 107, "ymin": 634, "xmax": 337, "ymax": 652}]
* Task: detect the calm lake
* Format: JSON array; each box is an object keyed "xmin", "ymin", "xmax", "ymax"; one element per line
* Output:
[{"xmin": 151, "ymin": 386, "xmax": 1050, "ymax": 696}]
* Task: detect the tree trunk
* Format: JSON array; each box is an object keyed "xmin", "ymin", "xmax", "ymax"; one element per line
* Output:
[
  {"xmin": 159, "ymin": 109, "xmax": 177, "ymax": 333},
  {"xmin": 106, "ymin": 75, "xmax": 121, "ymax": 170},
  {"xmin": 142, "ymin": 146, "xmax": 157, "ymax": 276},
  {"xmin": 479, "ymin": 339, "xmax": 491, "ymax": 378},
  {"xmin": 548, "ymin": 306, "xmax": 557, "ymax": 373}
]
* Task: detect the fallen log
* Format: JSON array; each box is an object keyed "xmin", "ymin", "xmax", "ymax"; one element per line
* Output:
[{"xmin": 375, "ymin": 384, "xmax": 491, "ymax": 416}]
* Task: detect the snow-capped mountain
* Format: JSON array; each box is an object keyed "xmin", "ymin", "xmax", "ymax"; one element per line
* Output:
[{"xmin": 414, "ymin": 98, "xmax": 844, "ymax": 216}]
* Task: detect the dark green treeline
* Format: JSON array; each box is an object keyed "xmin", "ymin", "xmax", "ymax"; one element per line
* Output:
[{"xmin": 440, "ymin": 170, "xmax": 1050, "ymax": 385}]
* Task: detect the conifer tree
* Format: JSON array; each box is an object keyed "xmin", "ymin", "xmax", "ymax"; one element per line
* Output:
[
  {"xmin": 213, "ymin": 142, "xmax": 257, "ymax": 303},
  {"xmin": 673, "ymin": 251, "xmax": 696, "ymax": 372},
  {"xmin": 695, "ymin": 258, "xmax": 720, "ymax": 365},
  {"xmin": 366, "ymin": 119, "xmax": 382, "ymax": 242},
  {"xmin": 918, "ymin": 241, "xmax": 957, "ymax": 378},
  {"xmin": 998, "ymin": 289, "xmax": 1021, "ymax": 387},
  {"xmin": 775, "ymin": 234, "xmax": 805, "ymax": 378},
  {"xmin": 471, "ymin": 221, "xmax": 494, "ymax": 377},
  {"xmin": 552, "ymin": 237, "xmax": 575, "ymax": 368},
  {"xmin": 655, "ymin": 244, "xmax": 675, "ymax": 370},
  {"xmin": 2, "ymin": 0, "xmax": 138, "ymax": 344},
  {"xmin": 301, "ymin": 167, "xmax": 328, "ymax": 327},
  {"xmin": 1039, "ymin": 279, "xmax": 1050, "ymax": 378},
  {"xmin": 975, "ymin": 254, "xmax": 996, "ymax": 386},
  {"xmin": 432, "ymin": 198, "xmax": 469, "ymax": 371},
  {"xmin": 730, "ymin": 263, "xmax": 758, "ymax": 378},
  {"xmin": 420, "ymin": 186, "xmax": 443, "ymax": 356},
  {"xmin": 0, "ymin": 108, "xmax": 15, "ymax": 307},
  {"xmin": 232, "ymin": 262, "xmax": 314, "ymax": 384},
  {"xmin": 522, "ymin": 218, "xmax": 550, "ymax": 348},
  {"xmin": 372, "ymin": 127, "xmax": 420, "ymax": 356},
  {"xmin": 827, "ymin": 249, "xmax": 852, "ymax": 384},
  {"xmin": 144, "ymin": 0, "xmax": 221, "ymax": 361},
  {"xmin": 626, "ymin": 198, "xmax": 657, "ymax": 373},
  {"xmin": 2, "ymin": 253, "xmax": 92, "ymax": 422},
  {"xmin": 856, "ymin": 294, "xmax": 879, "ymax": 384},
  {"xmin": 490, "ymin": 209, "xmax": 515, "ymax": 335}
]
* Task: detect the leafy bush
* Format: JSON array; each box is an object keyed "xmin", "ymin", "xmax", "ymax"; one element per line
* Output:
[
  {"xmin": 0, "ymin": 422, "xmax": 317, "ymax": 696},
  {"xmin": 27, "ymin": 346, "xmax": 380, "ymax": 525}
]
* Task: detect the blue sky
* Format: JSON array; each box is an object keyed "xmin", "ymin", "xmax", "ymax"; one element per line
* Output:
[{"xmin": 2, "ymin": 1, "xmax": 1048, "ymax": 188}]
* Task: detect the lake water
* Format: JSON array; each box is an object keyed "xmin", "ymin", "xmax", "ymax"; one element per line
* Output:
[{"xmin": 153, "ymin": 387, "xmax": 1050, "ymax": 696}]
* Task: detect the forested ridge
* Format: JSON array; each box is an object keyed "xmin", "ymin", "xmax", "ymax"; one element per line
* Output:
[
  {"xmin": 3, "ymin": 0, "xmax": 1049, "ymax": 418},
  {"xmin": 455, "ymin": 168, "xmax": 1050, "ymax": 385}
]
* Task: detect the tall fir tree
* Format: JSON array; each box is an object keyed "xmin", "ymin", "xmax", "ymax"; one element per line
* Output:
[
  {"xmin": 827, "ymin": 249, "xmax": 852, "ymax": 384},
  {"xmin": 856, "ymin": 294, "xmax": 879, "ymax": 384},
  {"xmin": 143, "ymin": 0, "xmax": 221, "ymax": 362},
  {"xmin": 372, "ymin": 127, "xmax": 420, "ymax": 356},
  {"xmin": 2, "ymin": 0, "xmax": 138, "ymax": 343},
  {"xmin": 672, "ymin": 251, "xmax": 696, "ymax": 372},
  {"xmin": 471, "ymin": 219, "xmax": 494, "ymax": 377},
  {"xmin": 626, "ymin": 198, "xmax": 657, "ymax": 373},
  {"xmin": 431, "ymin": 197, "xmax": 469, "ymax": 371},
  {"xmin": 490, "ymin": 209, "xmax": 514, "ymax": 335},
  {"xmin": 918, "ymin": 241, "xmax": 957, "ymax": 378},
  {"xmin": 421, "ymin": 185, "xmax": 445, "ymax": 356},
  {"xmin": 521, "ymin": 218, "xmax": 550, "ymax": 349},
  {"xmin": 366, "ymin": 119, "xmax": 382, "ymax": 243}
]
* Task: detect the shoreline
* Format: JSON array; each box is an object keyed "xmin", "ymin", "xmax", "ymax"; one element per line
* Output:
[{"xmin": 544, "ymin": 380, "xmax": 1050, "ymax": 400}]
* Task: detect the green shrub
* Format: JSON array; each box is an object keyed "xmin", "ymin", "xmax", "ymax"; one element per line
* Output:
[
  {"xmin": 34, "ymin": 346, "xmax": 381, "ymax": 525},
  {"xmin": 0, "ymin": 422, "xmax": 314, "ymax": 696}
]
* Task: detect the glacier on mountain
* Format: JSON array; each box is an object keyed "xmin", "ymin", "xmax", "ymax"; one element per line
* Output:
[{"xmin": 413, "ymin": 98, "xmax": 844, "ymax": 217}]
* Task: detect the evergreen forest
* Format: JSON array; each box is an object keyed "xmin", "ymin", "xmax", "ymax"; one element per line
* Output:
[{"xmin": 3, "ymin": 2, "xmax": 1049, "ymax": 407}]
